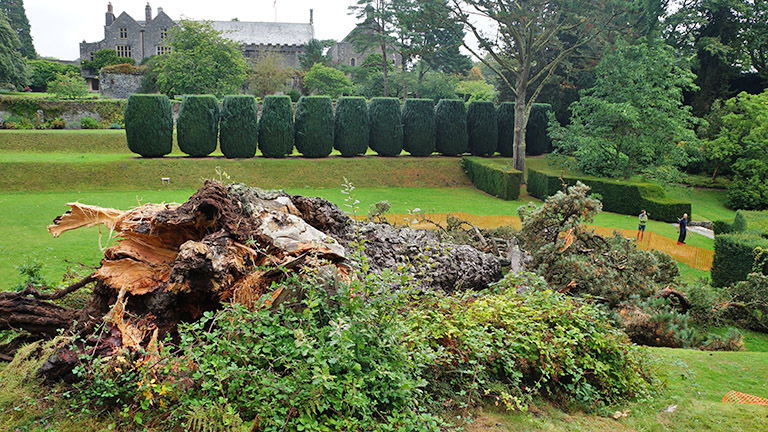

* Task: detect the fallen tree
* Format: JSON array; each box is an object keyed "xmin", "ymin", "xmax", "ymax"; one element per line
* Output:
[{"xmin": 0, "ymin": 181, "xmax": 502, "ymax": 379}]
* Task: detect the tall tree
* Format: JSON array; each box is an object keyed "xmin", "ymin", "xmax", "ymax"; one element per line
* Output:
[
  {"xmin": 249, "ymin": 53, "xmax": 294, "ymax": 97},
  {"xmin": 348, "ymin": 1, "xmax": 397, "ymax": 96},
  {"xmin": 739, "ymin": 0, "xmax": 768, "ymax": 80},
  {"xmin": 0, "ymin": 11, "xmax": 28, "ymax": 88},
  {"xmin": 0, "ymin": 0, "xmax": 36, "ymax": 58},
  {"xmin": 444, "ymin": 0, "xmax": 644, "ymax": 173},
  {"xmin": 156, "ymin": 20, "xmax": 249, "ymax": 97},
  {"xmin": 298, "ymin": 38, "xmax": 335, "ymax": 71}
]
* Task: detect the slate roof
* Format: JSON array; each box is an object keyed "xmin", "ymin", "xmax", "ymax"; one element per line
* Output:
[{"xmin": 207, "ymin": 21, "xmax": 314, "ymax": 46}]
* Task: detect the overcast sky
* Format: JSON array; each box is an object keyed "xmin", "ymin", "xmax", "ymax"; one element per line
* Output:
[{"xmin": 26, "ymin": 0, "xmax": 360, "ymax": 60}]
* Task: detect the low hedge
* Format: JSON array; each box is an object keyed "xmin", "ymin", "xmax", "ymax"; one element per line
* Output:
[
  {"xmin": 435, "ymin": 99, "xmax": 468, "ymax": 156},
  {"xmin": 295, "ymin": 96, "xmax": 334, "ymax": 158},
  {"xmin": 258, "ymin": 95, "xmax": 294, "ymax": 158},
  {"xmin": 467, "ymin": 101, "xmax": 498, "ymax": 156},
  {"xmin": 220, "ymin": 95, "xmax": 258, "ymax": 159},
  {"xmin": 334, "ymin": 97, "xmax": 369, "ymax": 157},
  {"xmin": 124, "ymin": 94, "xmax": 173, "ymax": 158},
  {"xmin": 527, "ymin": 167, "xmax": 691, "ymax": 223},
  {"xmin": 497, "ymin": 102, "xmax": 515, "ymax": 157},
  {"xmin": 711, "ymin": 210, "xmax": 768, "ymax": 287},
  {"xmin": 369, "ymin": 97, "xmax": 403, "ymax": 157},
  {"xmin": 177, "ymin": 95, "xmax": 220, "ymax": 157},
  {"xmin": 402, "ymin": 98, "xmax": 435, "ymax": 157},
  {"xmin": 526, "ymin": 103, "xmax": 552, "ymax": 156},
  {"xmin": 461, "ymin": 157, "xmax": 522, "ymax": 200}
]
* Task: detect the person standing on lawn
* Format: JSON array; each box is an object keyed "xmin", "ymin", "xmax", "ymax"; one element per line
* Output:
[
  {"xmin": 637, "ymin": 210, "xmax": 648, "ymax": 241},
  {"xmin": 677, "ymin": 213, "xmax": 688, "ymax": 245}
]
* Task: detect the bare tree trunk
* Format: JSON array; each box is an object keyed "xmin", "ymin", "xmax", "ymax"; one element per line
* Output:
[
  {"xmin": 381, "ymin": 42, "xmax": 389, "ymax": 97},
  {"xmin": 513, "ymin": 82, "xmax": 527, "ymax": 175}
]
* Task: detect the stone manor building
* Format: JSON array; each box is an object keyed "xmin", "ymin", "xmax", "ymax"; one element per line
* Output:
[{"xmin": 80, "ymin": 3, "xmax": 315, "ymax": 91}]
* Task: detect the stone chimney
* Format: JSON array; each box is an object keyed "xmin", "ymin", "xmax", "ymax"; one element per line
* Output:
[
  {"xmin": 106, "ymin": 2, "xmax": 115, "ymax": 26},
  {"xmin": 145, "ymin": 3, "xmax": 152, "ymax": 23},
  {"xmin": 157, "ymin": 7, "xmax": 163, "ymax": 15},
  {"xmin": 310, "ymin": 9, "xmax": 313, "ymax": 25}
]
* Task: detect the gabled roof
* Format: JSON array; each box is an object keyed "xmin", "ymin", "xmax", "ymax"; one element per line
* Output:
[{"xmin": 207, "ymin": 21, "xmax": 314, "ymax": 46}]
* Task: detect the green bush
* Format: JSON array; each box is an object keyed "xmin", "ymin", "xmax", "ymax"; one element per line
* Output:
[
  {"xmin": 369, "ymin": 97, "xmax": 403, "ymax": 157},
  {"xmin": 401, "ymin": 98, "xmax": 435, "ymax": 157},
  {"xmin": 287, "ymin": 89, "xmax": 301, "ymax": 102},
  {"xmin": 124, "ymin": 94, "xmax": 173, "ymax": 158},
  {"xmin": 219, "ymin": 95, "xmax": 258, "ymax": 159},
  {"xmin": 467, "ymin": 101, "xmax": 498, "ymax": 156},
  {"xmin": 526, "ymin": 103, "xmax": 552, "ymax": 155},
  {"xmin": 435, "ymin": 99, "xmax": 468, "ymax": 156},
  {"xmin": 80, "ymin": 116, "xmax": 99, "ymax": 129},
  {"xmin": 258, "ymin": 95, "xmax": 294, "ymax": 158},
  {"xmin": 177, "ymin": 95, "xmax": 220, "ymax": 157},
  {"xmin": 461, "ymin": 156, "xmax": 522, "ymax": 200},
  {"xmin": 711, "ymin": 210, "xmax": 768, "ymax": 287},
  {"xmin": 334, "ymin": 97, "xmax": 369, "ymax": 157},
  {"xmin": 497, "ymin": 102, "xmax": 515, "ymax": 157},
  {"xmin": 526, "ymin": 167, "xmax": 691, "ymax": 222},
  {"xmin": 294, "ymin": 96, "xmax": 334, "ymax": 158}
]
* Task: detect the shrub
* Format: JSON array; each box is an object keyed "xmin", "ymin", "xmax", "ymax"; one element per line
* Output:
[
  {"xmin": 721, "ymin": 273, "xmax": 768, "ymax": 331},
  {"xmin": 526, "ymin": 103, "xmax": 552, "ymax": 155},
  {"xmin": 435, "ymin": 99, "xmax": 467, "ymax": 156},
  {"xmin": 461, "ymin": 157, "xmax": 522, "ymax": 200},
  {"xmin": 177, "ymin": 95, "xmax": 220, "ymax": 157},
  {"xmin": 287, "ymin": 89, "xmax": 301, "ymax": 102},
  {"xmin": 368, "ymin": 97, "xmax": 403, "ymax": 157},
  {"xmin": 497, "ymin": 102, "xmax": 515, "ymax": 157},
  {"xmin": 64, "ymin": 121, "xmax": 80, "ymax": 130},
  {"xmin": 258, "ymin": 95, "xmax": 294, "ymax": 158},
  {"xmin": 467, "ymin": 101, "xmax": 498, "ymax": 156},
  {"xmin": 526, "ymin": 167, "xmax": 691, "ymax": 223},
  {"xmin": 405, "ymin": 276, "xmax": 659, "ymax": 410},
  {"xmin": 334, "ymin": 96, "xmax": 369, "ymax": 157},
  {"xmin": 401, "ymin": 98, "xmax": 435, "ymax": 156},
  {"xmin": 47, "ymin": 73, "xmax": 90, "ymax": 100},
  {"xmin": 108, "ymin": 122, "xmax": 122, "ymax": 129},
  {"xmin": 124, "ymin": 94, "xmax": 173, "ymax": 158},
  {"xmin": 80, "ymin": 116, "xmax": 99, "ymax": 129},
  {"xmin": 294, "ymin": 96, "xmax": 334, "ymax": 158},
  {"xmin": 219, "ymin": 95, "xmax": 258, "ymax": 158},
  {"xmin": 712, "ymin": 235, "xmax": 768, "ymax": 287}
]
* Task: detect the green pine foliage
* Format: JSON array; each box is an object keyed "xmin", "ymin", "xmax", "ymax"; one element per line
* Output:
[
  {"xmin": 258, "ymin": 95, "xmax": 294, "ymax": 158},
  {"xmin": 219, "ymin": 95, "xmax": 258, "ymax": 159},
  {"xmin": 497, "ymin": 102, "xmax": 515, "ymax": 157},
  {"xmin": 124, "ymin": 94, "xmax": 173, "ymax": 158},
  {"xmin": 402, "ymin": 98, "xmax": 435, "ymax": 157},
  {"xmin": 369, "ymin": 97, "xmax": 403, "ymax": 157},
  {"xmin": 334, "ymin": 97, "xmax": 369, "ymax": 157},
  {"xmin": 526, "ymin": 103, "xmax": 552, "ymax": 156},
  {"xmin": 435, "ymin": 99, "xmax": 468, "ymax": 156},
  {"xmin": 294, "ymin": 96, "xmax": 334, "ymax": 158},
  {"xmin": 466, "ymin": 101, "xmax": 498, "ymax": 156},
  {"xmin": 177, "ymin": 95, "xmax": 220, "ymax": 157}
]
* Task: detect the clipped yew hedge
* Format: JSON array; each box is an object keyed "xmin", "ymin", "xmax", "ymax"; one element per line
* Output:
[
  {"xmin": 220, "ymin": 95, "xmax": 258, "ymax": 158},
  {"xmin": 402, "ymin": 98, "xmax": 436, "ymax": 157},
  {"xmin": 334, "ymin": 97, "xmax": 369, "ymax": 157},
  {"xmin": 124, "ymin": 94, "xmax": 173, "ymax": 158},
  {"xmin": 295, "ymin": 96, "xmax": 334, "ymax": 158},
  {"xmin": 497, "ymin": 102, "xmax": 515, "ymax": 158},
  {"xmin": 435, "ymin": 99, "xmax": 468, "ymax": 156},
  {"xmin": 527, "ymin": 168, "xmax": 691, "ymax": 223},
  {"xmin": 526, "ymin": 103, "xmax": 552, "ymax": 156},
  {"xmin": 461, "ymin": 156, "xmax": 522, "ymax": 200},
  {"xmin": 467, "ymin": 101, "xmax": 498, "ymax": 156},
  {"xmin": 369, "ymin": 97, "xmax": 403, "ymax": 157},
  {"xmin": 712, "ymin": 210, "xmax": 768, "ymax": 287},
  {"xmin": 177, "ymin": 95, "xmax": 220, "ymax": 157},
  {"xmin": 258, "ymin": 95, "xmax": 294, "ymax": 158}
]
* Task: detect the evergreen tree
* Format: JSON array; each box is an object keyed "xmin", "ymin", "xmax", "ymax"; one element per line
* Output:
[
  {"xmin": 0, "ymin": 11, "xmax": 28, "ymax": 88},
  {"xmin": 0, "ymin": 0, "xmax": 36, "ymax": 59}
]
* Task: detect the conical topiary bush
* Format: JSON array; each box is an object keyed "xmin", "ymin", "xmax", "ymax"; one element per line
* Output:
[
  {"xmin": 402, "ymin": 98, "xmax": 435, "ymax": 157},
  {"xmin": 435, "ymin": 99, "xmax": 468, "ymax": 156},
  {"xmin": 124, "ymin": 94, "xmax": 173, "ymax": 158},
  {"xmin": 220, "ymin": 95, "xmax": 258, "ymax": 159},
  {"xmin": 258, "ymin": 95, "xmax": 294, "ymax": 158},
  {"xmin": 177, "ymin": 95, "xmax": 220, "ymax": 157},
  {"xmin": 334, "ymin": 97, "xmax": 369, "ymax": 157}
]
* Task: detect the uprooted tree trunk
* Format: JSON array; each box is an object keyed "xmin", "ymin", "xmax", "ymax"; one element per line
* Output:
[{"xmin": 0, "ymin": 181, "xmax": 502, "ymax": 380}]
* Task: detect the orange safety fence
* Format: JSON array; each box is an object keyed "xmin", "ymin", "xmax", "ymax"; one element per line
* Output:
[
  {"xmin": 373, "ymin": 212, "xmax": 713, "ymax": 271},
  {"xmin": 722, "ymin": 390, "xmax": 768, "ymax": 407}
]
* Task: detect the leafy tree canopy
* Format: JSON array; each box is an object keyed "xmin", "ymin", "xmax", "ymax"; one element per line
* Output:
[
  {"xmin": 304, "ymin": 63, "xmax": 352, "ymax": 98},
  {"xmin": 0, "ymin": 0, "xmax": 36, "ymax": 58},
  {"xmin": 249, "ymin": 53, "xmax": 294, "ymax": 97},
  {"xmin": 0, "ymin": 10, "xmax": 28, "ymax": 89},
  {"xmin": 155, "ymin": 20, "xmax": 249, "ymax": 97},
  {"xmin": 551, "ymin": 38, "xmax": 701, "ymax": 178},
  {"xmin": 27, "ymin": 59, "xmax": 79, "ymax": 89}
]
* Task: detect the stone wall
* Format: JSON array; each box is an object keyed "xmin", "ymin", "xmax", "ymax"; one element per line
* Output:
[{"xmin": 100, "ymin": 72, "xmax": 144, "ymax": 99}]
